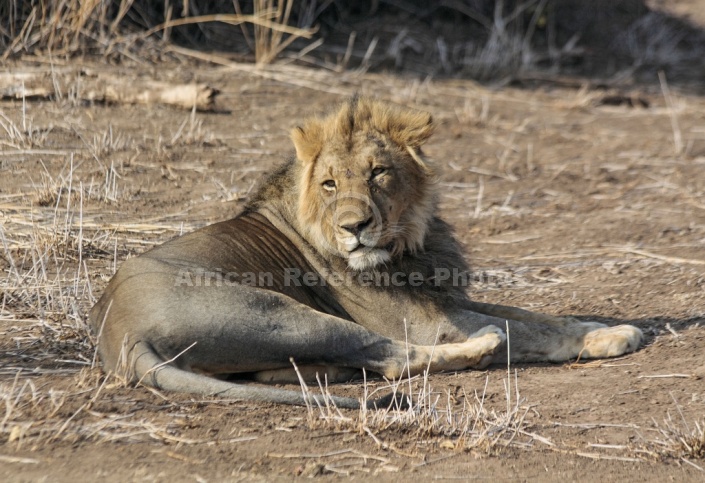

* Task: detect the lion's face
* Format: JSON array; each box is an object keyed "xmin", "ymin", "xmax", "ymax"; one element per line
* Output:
[{"xmin": 291, "ymin": 98, "xmax": 436, "ymax": 270}]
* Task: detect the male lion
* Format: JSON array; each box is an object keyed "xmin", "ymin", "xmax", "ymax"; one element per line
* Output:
[{"xmin": 89, "ymin": 97, "xmax": 642, "ymax": 408}]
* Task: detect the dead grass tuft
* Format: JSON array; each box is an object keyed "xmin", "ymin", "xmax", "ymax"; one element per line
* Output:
[
  {"xmin": 250, "ymin": 0, "xmax": 315, "ymax": 65},
  {"xmin": 0, "ymin": 369, "xmax": 200, "ymax": 447},
  {"xmin": 642, "ymin": 397, "xmax": 705, "ymax": 467},
  {"xmin": 0, "ymin": 108, "xmax": 52, "ymax": 150},
  {"xmin": 168, "ymin": 108, "xmax": 215, "ymax": 147},
  {"xmin": 293, "ymin": 358, "xmax": 535, "ymax": 455}
]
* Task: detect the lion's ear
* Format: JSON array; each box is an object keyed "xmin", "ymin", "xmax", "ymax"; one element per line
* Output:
[
  {"xmin": 291, "ymin": 123, "xmax": 323, "ymax": 164},
  {"xmin": 373, "ymin": 106, "xmax": 435, "ymax": 149}
]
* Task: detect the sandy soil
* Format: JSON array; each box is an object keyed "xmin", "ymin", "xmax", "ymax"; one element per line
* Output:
[{"xmin": 1, "ymin": 57, "xmax": 704, "ymax": 482}]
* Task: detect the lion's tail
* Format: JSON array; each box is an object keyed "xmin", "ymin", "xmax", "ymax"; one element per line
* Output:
[{"xmin": 129, "ymin": 341, "xmax": 372, "ymax": 409}]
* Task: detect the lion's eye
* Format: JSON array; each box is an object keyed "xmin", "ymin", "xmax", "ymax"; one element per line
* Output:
[
  {"xmin": 322, "ymin": 180, "xmax": 336, "ymax": 191},
  {"xmin": 371, "ymin": 167, "xmax": 386, "ymax": 178}
]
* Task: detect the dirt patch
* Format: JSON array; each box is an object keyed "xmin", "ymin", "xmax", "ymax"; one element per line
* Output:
[{"xmin": 1, "ymin": 58, "xmax": 704, "ymax": 481}]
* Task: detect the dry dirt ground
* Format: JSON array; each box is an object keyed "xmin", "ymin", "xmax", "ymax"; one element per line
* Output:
[{"xmin": 1, "ymin": 58, "xmax": 705, "ymax": 482}]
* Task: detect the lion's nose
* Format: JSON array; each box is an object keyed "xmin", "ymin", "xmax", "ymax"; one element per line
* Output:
[{"xmin": 340, "ymin": 217, "xmax": 373, "ymax": 236}]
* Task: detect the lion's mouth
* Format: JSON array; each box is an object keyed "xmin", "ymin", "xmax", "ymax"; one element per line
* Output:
[
  {"xmin": 347, "ymin": 241, "xmax": 393, "ymax": 254},
  {"xmin": 344, "ymin": 242, "xmax": 394, "ymax": 270},
  {"xmin": 338, "ymin": 232, "xmax": 394, "ymax": 269}
]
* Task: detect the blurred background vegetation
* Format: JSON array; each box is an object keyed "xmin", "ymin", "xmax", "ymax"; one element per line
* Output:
[{"xmin": 2, "ymin": 0, "xmax": 705, "ymax": 84}]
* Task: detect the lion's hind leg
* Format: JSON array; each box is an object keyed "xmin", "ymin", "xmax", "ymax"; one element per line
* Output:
[
  {"xmin": 464, "ymin": 301, "xmax": 643, "ymax": 361},
  {"xmin": 532, "ymin": 321, "xmax": 642, "ymax": 362},
  {"xmin": 467, "ymin": 301, "xmax": 582, "ymax": 327},
  {"xmin": 125, "ymin": 284, "xmax": 508, "ymax": 403}
]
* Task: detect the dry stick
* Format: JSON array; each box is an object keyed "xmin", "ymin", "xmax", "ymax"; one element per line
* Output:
[
  {"xmin": 290, "ymin": 357, "xmax": 313, "ymax": 413},
  {"xmin": 136, "ymin": 341, "xmax": 198, "ymax": 387},
  {"xmin": 76, "ymin": 181, "xmax": 84, "ymax": 295},
  {"xmin": 473, "ymin": 176, "xmax": 484, "ymax": 218},
  {"xmin": 553, "ymin": 422, "xmax": 640, "ymax": 429},
  {"xmin": 0, "ymin": 225, "xmax": 20, "ymax": 281},
  {"xmin": 505, "ymin": 320, "xmax": 511, "ymax": 418},
  {"xmin": 312, "ymin": 372, "xmax": 328, "ymax": 416},
  {"xmin": 51, "ymin": 402, "xmax": 89, "ymax": 442},
  {"xmin": 151, "ymin": 430, "xmax": 256, "ymax": 445},
  {"xmin": 355, "ymin": 37, "xmax": 378, "ymax": 75},
  {"xmin": 422, "ymin": 324, "xmax": 442, "ymax": 396},
  {"xmin": 363, "ymin": 425, "xmax": 384, "ymax": 448},
  {"xmin": 403, "ymin": 318, "xmax": 413, "ymax": 407},
  {"xmin": 339, "ymin": 31, "xmax": 357, "ymax": 72},
  {"xmin": 658, "ymin": 71, "xmax": 683, "ymax": 156},
  {"xmin": 0, "ymin": 455, "xmax": 40, "ymax": 465},
  {"xmin": 574, "ymin": 452, "xmax": 641, "ymax": 463},
  {"xmin": 82, "ymin": 258, "xmax": 94, "ymax": 306},
  {"xmin": 0, "ymin": 371, "xmax": 24, "ymax": 429},
  {"xmin": 163, "ymin": 2, "xmax": 173, "ymax": 43},
  {"xmin": 268, "ymin": 449, "xmax": 388, "ymax": 462},
  {"xmin": 520, "ymin": 429, "xmax": 554, "ymax": 446},
  {"xmin": 233, "ymin": 0, "xmax": 254, "ymax": 50},
  {"xmin": 164, "ymin": 45, "xmax": 353, "ymax": 96},
  {"xmin": 0, "ymin": 71, "xmax": 218, "ymax": 110},
  {"xmin": 637, "ymin": 374, "xmax": 693, "ymax": 379},
  {"xmin": 87, "ymin": 370, "xmax": 112, "ymax": 407},
  {"xmin": 471, "ymin": 376, "xmax": 489, "ymax": 434},
  {"xmin": 138, "ymin": 13, "xmax": 316, "ymax": 43},
  {"xmin": 681, "ymin": 458, "xmax": 704, "ymax": 472},
  {"xmin": 256, "ymin": 0, "xmax": 305, "ymax": 64},
  {"xmin": 1, "ymin": 7, "xmax": 36, "ymax": 61},
  {"xmin": 21, "ymin": 81, "xmax": 27, "ymax": 131},
  {"xmin": 621, "ymin": 248, "xmax": 705, "ymax": 266},
  {"xmin": 670, "ymin": 391, "xmax": 691, "ymax": 434},
  {"xmin": 412, "ymin": 453, "xmax": 458, "ymax": 468},
  {"xmin": 280, "ymin": 38, "xmax": 325, "ymax": 66},
  {"xmin": 588, "ymin": 443, "xmax": 628, "ymax": 450},
  {"xmin": 505, "ymin": 403, "xmax": 530, "ymax": 448}
]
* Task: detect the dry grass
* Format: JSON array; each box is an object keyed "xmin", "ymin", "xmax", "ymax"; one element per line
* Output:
[
  {"xmin": 1, "ymin": 0, "xmax": 132, "ymax": 59},
  {"xmin": 1, "ymin": 164, "xmax": 110, "ymax": 373},
  {"xmin": 0, "ymin": 132, "xmax": 196, "ymax": 452},
  {"xmin": 0, "ymin": 369, "xmax": 247, "ymax": 448},
  {"xmin": 638, "ymin": 396, "xmax": 705, "ymax": 470},
  {"xmin": 168, "ymin": 108, "xmax": 215, "ymax": 147},
  {"xmin": 1, "ymin": 0, "xmax": 316, "ymax": 65},
  {"xmin": 651, "ymin": 417, "xmax": 705, "ymax": 464},
  {"xmin": 0, "ymin": 107, "xmax": 52, "ymax": 150},
  {"xmin": 251, "ymin": 0, "xmax": 311, "ymax": 65},
  {"xmin": 295, "ymin": 366, "xmax": 537, "ymax": 456}
]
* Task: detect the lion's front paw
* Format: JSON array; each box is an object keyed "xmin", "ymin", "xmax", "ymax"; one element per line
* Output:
[
  {"xmin": 469, "ymin": 324, "xmax": 507, "ymax": 340},
  {"xmin": 581, "ymin": 325, "xmax": 643, "ymax": 359},
  {"xmin": 464, "ymin": 325, "xmax": 506, "ymax": 368}
]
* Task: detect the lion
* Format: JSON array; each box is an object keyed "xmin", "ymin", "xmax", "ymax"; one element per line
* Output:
[{"xmin": 89, "ymin": 97, "xmax": 642, "ymax": 409}]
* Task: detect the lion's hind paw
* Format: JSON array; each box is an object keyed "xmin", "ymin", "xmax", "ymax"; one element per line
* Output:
[{"xmin": 581, "ymin": 324, "xmax": 643, "ymax": 359}]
